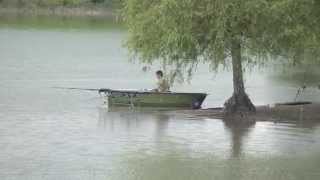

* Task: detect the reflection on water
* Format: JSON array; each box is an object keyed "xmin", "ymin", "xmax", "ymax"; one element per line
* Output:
[
  {"xmin": 95, "ymin": 108, "xmax": 320, "ymax": 180},
  {"xmin": 99, "ymin": 107, "xmax": 320, "ymax": 157},
  {"xmin": 0, "ymin": 100, "xmax": 320, "ymax": 179},
  {"xmin": 223, "ymin": 120, "xmax": 256, "ymax": 158}
]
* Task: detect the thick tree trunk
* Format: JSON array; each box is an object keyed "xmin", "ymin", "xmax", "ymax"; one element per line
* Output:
[{"xmin": 224, "ymin": 39, "xmax": 256, "ymax": 114}]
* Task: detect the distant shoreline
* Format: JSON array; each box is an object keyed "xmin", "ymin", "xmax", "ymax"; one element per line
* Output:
[{"xmin": 0, "ymin": 6, "xmax": 117, "ymax": 19}]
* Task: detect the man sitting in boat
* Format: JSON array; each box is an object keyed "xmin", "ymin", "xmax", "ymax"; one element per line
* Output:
[{"xmin": 153, "ymin": 70, "xmax": 170, "ymax": 92}]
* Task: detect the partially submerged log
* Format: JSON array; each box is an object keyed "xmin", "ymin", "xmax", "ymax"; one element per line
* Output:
[
  {"xmin": 275, "ymin": 101, "xmax": 312, "ymax": 106},
  {"xmin": 178, "ymin": 102, "xmax": 320, "ymax": 122}
]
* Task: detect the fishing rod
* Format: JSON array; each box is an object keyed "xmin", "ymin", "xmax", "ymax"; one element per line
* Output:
[{"xmin": 52, "ymin": 87, "xmax": 111, "ymax": 93}]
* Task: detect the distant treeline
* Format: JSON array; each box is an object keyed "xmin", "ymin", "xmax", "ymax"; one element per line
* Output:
[{"xmin": 0, "ymin": 0, "xmax": 120, "ymax": 8}]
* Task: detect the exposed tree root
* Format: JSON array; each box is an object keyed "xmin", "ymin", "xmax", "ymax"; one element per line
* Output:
[{"xmin": 224, "ymin": 92, "xmax": 256, "ymax": 115}]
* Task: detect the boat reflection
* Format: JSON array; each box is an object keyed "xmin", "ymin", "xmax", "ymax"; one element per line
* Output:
[
  {"xmin": 98, "ymin": 106, "xmax": 256, "ymax": 159},
  {"xmin": 98, "ymin": 106, "xmax": 175, "ymax": 133}
]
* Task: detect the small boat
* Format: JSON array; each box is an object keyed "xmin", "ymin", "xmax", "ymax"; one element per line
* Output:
[{"xmin": 99, "ymin": 89, "xmax": 207, "ymax": 109}]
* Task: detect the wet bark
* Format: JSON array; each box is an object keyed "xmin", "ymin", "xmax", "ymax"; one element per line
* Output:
[{"xmin": 224, "ymin": 38, "xmax": 256, "ymax": 114}]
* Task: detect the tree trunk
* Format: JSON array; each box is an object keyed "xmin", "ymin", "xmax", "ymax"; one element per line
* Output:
[{"xmin": 224, "ymin": 38, "xmax": 256, "ymax": 114}]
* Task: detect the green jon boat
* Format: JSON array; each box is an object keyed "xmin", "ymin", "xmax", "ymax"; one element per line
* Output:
[{"xmin": 99, "ymin": 89, "xmax": 207, "ymax": 109}]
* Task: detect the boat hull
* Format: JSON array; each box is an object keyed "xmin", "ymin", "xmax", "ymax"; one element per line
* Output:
[{"xmin": 102, "ymin": 90, "xmax": 207, "ymax": 109}]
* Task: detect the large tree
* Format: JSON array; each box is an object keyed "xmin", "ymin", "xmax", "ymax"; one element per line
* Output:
[{"xmin": 122, "ymin": 0, "xmax": 319, "ymax": 114}]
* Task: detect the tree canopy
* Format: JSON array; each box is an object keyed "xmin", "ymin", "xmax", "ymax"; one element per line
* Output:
[
  {"xmin": 123, "ymin": 0, "xmax": 319, "ymax": 71},
  {"xmin": 123, "ymin": 0, "xmax": 320, "ymax": 114}
]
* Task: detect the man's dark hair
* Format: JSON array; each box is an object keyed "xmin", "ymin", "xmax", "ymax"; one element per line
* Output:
[{"xmin": 156, "ymin": 70, "xmax": 163, "ymax": 77}]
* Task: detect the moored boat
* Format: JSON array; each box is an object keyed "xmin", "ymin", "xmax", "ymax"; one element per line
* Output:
[{"xmin": 99, "ymin": 89, "xmax": 207, "ymax": 109}]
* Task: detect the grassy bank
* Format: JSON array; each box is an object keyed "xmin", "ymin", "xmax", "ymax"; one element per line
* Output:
[
  {"xmin": 0, "ymin": 0, "xmax": 120, "ymax": 18},
  {"xmin": 0, "ymin": 15, "xmax": 125, "ymax": 30},
  {"xmin": 0, "ymin": 6, "xmax": 116, "ymax": 18}
]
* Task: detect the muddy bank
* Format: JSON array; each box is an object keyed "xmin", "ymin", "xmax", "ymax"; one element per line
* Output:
[
  {"xmin": 0, "ymin": 6, "xmax": 117, "ymax": 19},
  {"xmin": 177, "ymin": 103, "xmax": 320, "ymax": 122}
]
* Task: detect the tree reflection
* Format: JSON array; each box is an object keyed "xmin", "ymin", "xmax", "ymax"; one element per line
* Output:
[{"xmin": 223, "ymin": 119, "xmax": 256, "ymax": 158}]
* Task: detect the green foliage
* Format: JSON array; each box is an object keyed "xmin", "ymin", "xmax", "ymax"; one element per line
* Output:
[{"xmin": 123, "ymin": 0, "xmax": 320, "ymax": 77}]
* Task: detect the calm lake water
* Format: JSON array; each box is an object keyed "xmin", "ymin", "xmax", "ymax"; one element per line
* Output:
[{"xmin": 0, "ymin": 16, "xmax": 320, "ymax": 180}]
